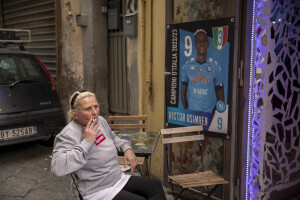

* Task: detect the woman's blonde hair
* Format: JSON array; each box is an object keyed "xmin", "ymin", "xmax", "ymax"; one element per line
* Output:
[{"xmin": 67, "ymin": 91, "xmax": 96, "ymax": 123}]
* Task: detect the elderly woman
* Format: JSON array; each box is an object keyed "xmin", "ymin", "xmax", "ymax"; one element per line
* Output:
[{"xmin": 51, "ymin": 90, "xmax": 166, "ymax": 200}]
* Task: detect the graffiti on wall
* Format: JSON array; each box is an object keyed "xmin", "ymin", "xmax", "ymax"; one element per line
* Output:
[{"xmin": 173, "ymin": 0, "xmax": 226, "ymax": 23}]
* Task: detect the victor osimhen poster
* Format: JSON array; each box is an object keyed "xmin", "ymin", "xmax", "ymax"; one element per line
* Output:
[{"xmin": 165, "ymin": 17, "xmax": 235, "ymax": 137}]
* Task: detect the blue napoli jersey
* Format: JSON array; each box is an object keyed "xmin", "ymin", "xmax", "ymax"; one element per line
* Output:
[{"xmin": 181, "ymin": 57, "xmax": 222, "ymax": 112}]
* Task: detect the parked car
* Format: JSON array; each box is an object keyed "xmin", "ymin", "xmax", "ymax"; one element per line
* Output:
[{"xmin": 0, "ymin": 29, "xmax": 66, "ymax": 147}]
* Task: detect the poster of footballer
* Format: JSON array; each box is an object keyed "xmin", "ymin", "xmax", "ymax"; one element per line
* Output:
[{"xmin": 165, "ymin": 17, "xmax": 235, "ymax": 137}]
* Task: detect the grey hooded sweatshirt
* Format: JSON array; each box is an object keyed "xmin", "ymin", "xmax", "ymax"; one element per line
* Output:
[{"xmin": 51, "ymin": 116, "xmax": 132, "ymax": 197}]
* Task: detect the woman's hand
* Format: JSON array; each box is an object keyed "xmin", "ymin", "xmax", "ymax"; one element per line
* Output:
[
  {"xmin": 83, "ymin": 118, "xmax": 100, "ymax": 143},
  {"xmin": 124, "ymin": 149, "xmax": 137, "ymax": 173}
]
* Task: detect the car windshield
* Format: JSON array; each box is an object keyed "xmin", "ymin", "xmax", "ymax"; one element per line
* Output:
[{"xmin": 0, "ymin": 54, "xmax": 49, "ymax": 84}]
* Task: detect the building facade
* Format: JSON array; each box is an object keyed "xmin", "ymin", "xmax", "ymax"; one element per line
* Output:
[{"xmin": 0, "ymin": 0, "xmax": 298, "ymax": 199}]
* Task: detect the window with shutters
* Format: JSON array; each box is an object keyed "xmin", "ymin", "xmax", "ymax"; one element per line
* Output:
[{"xmin": 1, "ymin": 0, "xmax": 58, "ymax": 81}]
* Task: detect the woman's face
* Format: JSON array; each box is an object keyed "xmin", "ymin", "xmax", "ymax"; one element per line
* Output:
[{"xmin": 74, "ymin": 96, "xmax": 99, "ymax": 126}]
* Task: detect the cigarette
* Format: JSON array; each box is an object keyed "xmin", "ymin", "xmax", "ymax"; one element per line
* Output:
[{"xmin": 92, "ymin": 118, "xmax": 95, "ymax": 122}]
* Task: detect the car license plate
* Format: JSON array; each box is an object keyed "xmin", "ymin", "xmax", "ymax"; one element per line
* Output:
[{"xmin": 0, "ymin": 126, "xmax": 37, "ymax": 140}]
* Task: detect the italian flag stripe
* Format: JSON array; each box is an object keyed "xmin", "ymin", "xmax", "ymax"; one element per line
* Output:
[
  {"xmin": 222, "ymin": 27, "xmax": 228, "ymax": 47},
  {"xmin": 213, "ymin": 28, "xmax": 219, "ymax": 48}
]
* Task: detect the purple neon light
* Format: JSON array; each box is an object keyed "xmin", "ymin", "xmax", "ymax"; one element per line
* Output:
[{"xmin": 247, "ymin": 0, "xmax": 268, "ymax": 199}]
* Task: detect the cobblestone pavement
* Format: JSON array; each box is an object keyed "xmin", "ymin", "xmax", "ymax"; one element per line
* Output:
[{"xmin": 0, "ymin": 141, "xmax": 175, "ymax": 200}]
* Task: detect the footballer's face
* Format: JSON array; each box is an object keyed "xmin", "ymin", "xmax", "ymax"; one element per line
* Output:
[{"xmin": 194, "ymin": 32, "xmax": 210, "ymax": 56}]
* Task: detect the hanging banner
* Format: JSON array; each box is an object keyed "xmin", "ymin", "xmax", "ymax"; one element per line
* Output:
[{"xmin": 165, "ymin": 17, "xmax": 235, "ymax": 137}]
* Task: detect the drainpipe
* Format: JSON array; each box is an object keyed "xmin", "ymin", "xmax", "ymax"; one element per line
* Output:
[
  {"xmin": 138, "ymin": 0, "xmax": 146, "ymax": 115},
  {"xmin": 146, "ymin": 0, "xmax": 153, "ymax": 110}
]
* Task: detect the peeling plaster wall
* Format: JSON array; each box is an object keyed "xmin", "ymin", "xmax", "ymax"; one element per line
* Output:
[
  {"xmin": 127, "ymin": 37, "xmax": 139, "ymax": 115},
  {"xmin": 60, "ymin": 0, "xmax": 84, "ymax": 115},
  {"xmin": 60, "ymin": 0, "xmax": 108, "ymax": 117},
  {"xmin": 81, "ymin": 0, "xmax": 109, "ymax": 117},
  {"xmin": 126, "ymin": 0, "xmax": 139, "ymax": 115}
]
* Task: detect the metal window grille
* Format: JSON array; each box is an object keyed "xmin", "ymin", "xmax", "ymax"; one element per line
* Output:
[{"xmin": 108, "ymin": 0, "xmax": 129, "ymax": 114}]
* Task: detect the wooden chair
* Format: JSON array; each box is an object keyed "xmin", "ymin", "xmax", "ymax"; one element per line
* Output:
[
  {"xmin": 161, "ymin": 125, "xmax": 229, "ymax": 200},
  {"xmin": 108, "ymin": 115, "xmax": 147, "ymax": 131},
  {"xmin": 108, "ymin": 115, "xmax": 149, "ymax": 176}
]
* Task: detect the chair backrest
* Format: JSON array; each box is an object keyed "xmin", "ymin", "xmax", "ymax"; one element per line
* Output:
[
  {"xmin": 108, "ymin": 115, "xmax": 148, "ymax": 131},
  {"xmin": 161, "ymin": 125, "xmax": 204, "ymax": 144},
  {"xmin": 161, "ymin": 125, "xmax": 205, "ymax": 176}
]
